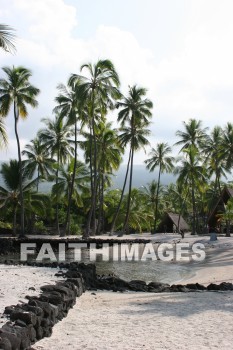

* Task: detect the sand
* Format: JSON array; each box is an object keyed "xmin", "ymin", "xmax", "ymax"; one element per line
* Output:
[
  {"xmin": 32, "ymin": 235, "xmax": 233, "ymax": 350},
  {"xmin": 0, "ymin": 264, "xmax": 59, "ymax": 324}
]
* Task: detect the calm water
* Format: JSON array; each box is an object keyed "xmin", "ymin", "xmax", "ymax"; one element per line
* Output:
[{"xmin": 0, "ymin": 245, "xmax": 199, "ymax": 284}]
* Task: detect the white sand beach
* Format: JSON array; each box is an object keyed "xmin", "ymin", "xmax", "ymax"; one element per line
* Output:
[
  {"xmin": 32, "ymin": 235, "xmax": 233, "ymax": 350},
  {"xmin": 0, "ymin": 265, "xmax": 59, "ymax": 324},
  {"xmin": 34, "ymin": 290, "xmax": 233, "ymax": 350},
  {"xmin": 0, "ymin": 234, "xmax": 232, "ymax": 349}
]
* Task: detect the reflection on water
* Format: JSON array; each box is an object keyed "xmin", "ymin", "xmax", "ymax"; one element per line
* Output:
[{"xmin": 95, "ymin": 260, "xmax": 195, "ymax": 284}]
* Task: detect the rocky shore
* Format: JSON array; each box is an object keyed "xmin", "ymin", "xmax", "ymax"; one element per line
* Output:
[{"xmin": 0, "ymin": 264, "xmax": 85, "ymax": 349}]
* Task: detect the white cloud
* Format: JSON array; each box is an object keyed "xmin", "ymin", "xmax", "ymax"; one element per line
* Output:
[{"xmin": 1, "ymin": 0, "xmax": 233, "ymax": 164}]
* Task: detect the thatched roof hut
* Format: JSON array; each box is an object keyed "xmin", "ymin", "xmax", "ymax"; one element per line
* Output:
[
  {"xmin": 208, "ymin": 186, "xmax": 233, "ymax": 229},
  {"xmin": 158, "ymin": 212, "xmax": 190, "ymax": 233}
]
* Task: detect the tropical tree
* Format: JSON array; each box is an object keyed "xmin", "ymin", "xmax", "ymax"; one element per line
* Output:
[
  {"xmin": 222, "ymin": 123, "xmax": 233, "ymax": 175},
  {"xmin": 0, "ymin": 66, "xmax": 40, "ymax": 236},
  {"xmin": 218, "ymin": 198, "xmax": 233, "ymax": 237},
  {"xmin": 69, "ymin": 59, "xmax": 121, "ymax": 237},
  {"xmin": 164, "ymin": 183, "xmax": 190, "ymax": 233},
  {"xmin": 115, "ymin": 85, "xmax": 153, "ymax": 234},
  {"xmin": 175, "ymin": 145, "xmax": 206, "ymax": 234},
  {"xmin": 141, "ymin": 180, "xmax": 164, "ymax": 233},
  {"xmin": 113, "ymin": 188, "xmax": 153, "ymax": 233},
  {"xmin": 175, "ymin": 118, "xmax": 208, "ymax": 152},
  {"xmin": 38, "ymin": 114, "xmax": 74, "ymax": 234},
  {"xmin": 96, "ymin": 122, "xmax": 123, "ymax": 233},
  {"xmin": 145, "ymin": 142, "xmax": 174, "ymax": 233},
  {"xmin": 0, "ymin": 24, "xmax": 16, "ymax": 54},
  {"xmin": 0, "ymin": 117, "xmax": 7, "ymax": 148},
  {"xmin": 22, "ymin": 137, "xmax": 55, "ymax": 191},
  {"xmin": 0, "ymin": 160, "xmax": 47, "ymax": 235},
  {"xmin": 203, "ymin": 126, "xmax": 227, "ymax": 196},
  {"xmin": 51, "ymin": 159, "xmax": 89, "ymax": 234},
  {"xmin": 54, "ymin": 79, "xmax": 85, "ymax": 235}
]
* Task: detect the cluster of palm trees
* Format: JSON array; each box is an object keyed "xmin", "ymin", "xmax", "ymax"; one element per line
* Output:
[
  {"xmin": 0, "ymin": 60, "xmax": 155, "ymax": 237},
  {"xmin": 0, "ymin": 36, "xmax": 233, "ymax": 236}
]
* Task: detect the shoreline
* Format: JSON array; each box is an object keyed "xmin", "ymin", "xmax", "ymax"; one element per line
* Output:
[{"xmin": 0, "ymin": 234, "xmax": 233, "ymax": 349}]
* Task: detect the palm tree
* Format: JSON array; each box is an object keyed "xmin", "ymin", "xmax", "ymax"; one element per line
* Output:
[
  {"xmin": 22, "ymin": 137, "xmax": 55, "ymax": 191},
  {"xmin": 0, "ymin": 160, "xmax": 46, "ymax": 235},
  {"xmin": 51, "ymin": 160, "xmax": 89, "ymax": 233},
  {"xmin": 38, "ymin": 114, "xmax": 74, "ymax": 234},
  {"xmin": 141, "ymin": 180, "xmax": 160, "ymax": 233},
  {"xmin": 218, "ymin": 198, "xmax": 233, "ymax": 237},
  {"xmin": 0, "ymin": 117, "xmax": 7, "ymax": 148},
  {"xmin": 222, "ymin": 123, "xmax": 233, "ymax": 174},
  {"xmin": 114, "ymin": 188, "xmax": 153, "ymax": 233},
  {"xmin": 69, "ymin": 59, "xmax": 121, "ymax": 237},
  {"xmin": 145, "ymin": 142, "xmax": 174, "ymax": 233},
  {"xmin": 96, "ymin": 122, "xmax": 123, "ymax": 234},
  {"xmin": 80, "ymin": 121, "xmax": 123, "ymax": 234},
  {"xmin": 116, "ymin": 85, "xmax": 153, "ymax": 234},
  {"xmin": 0, "ymin": 66, "xmax": 40, "ymax": 236},
  {"xmin": 0, "ymin": 24, "xmax": 16, "ymax": 54},
  {"xmin": 175, "ymin": 145, "xmax": 206, "ymax": 234},
  {"xmin": 164, "ymin": 183, "xmax": 189, "ymax": 234},
  {"xmin": 54, "ymin": 79, "xmax": 85, "ymax": 235},
  {"xmin": 203, "ymin": 126, "xmax": 228, "ymax": 196},
  {"xmin": 175, "ymin": 118, "xmax": 208, "ymax": 152}
]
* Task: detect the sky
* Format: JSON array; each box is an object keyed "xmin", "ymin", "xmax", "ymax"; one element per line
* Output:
[{"xmin": 1, "ymin": 0, "xmax": 233, "ymax": 164}]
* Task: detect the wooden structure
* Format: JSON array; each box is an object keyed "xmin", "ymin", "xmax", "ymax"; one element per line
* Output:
[
  {"xmin": 208, "ymin": 186, "xmax": 233, "ymax": 230},
  {"xmin": 158, "ymin": 212, "xmax": 190, "ymax": 233}
]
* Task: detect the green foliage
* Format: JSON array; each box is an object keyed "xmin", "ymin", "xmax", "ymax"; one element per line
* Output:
[
  {"xmin": 34, "ymin": 220, "xmax": 47, "ymax": 232},
  {"xmin": 0, "ymin": 221, "xmax": 12, "ymax": 229}
]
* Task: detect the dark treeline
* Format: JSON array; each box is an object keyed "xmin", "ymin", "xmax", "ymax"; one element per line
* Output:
[{"xmin": 0, "ymin": 59, "xmax": 233, "ymax": 237}]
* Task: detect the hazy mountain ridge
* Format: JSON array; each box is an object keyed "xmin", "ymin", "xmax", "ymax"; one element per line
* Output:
[{"xmin": 0, "ymin": 163, "xmax": 175, "ymax": 192}]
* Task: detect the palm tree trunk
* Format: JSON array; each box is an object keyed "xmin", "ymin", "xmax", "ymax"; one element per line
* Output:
[
  {"xmin": 56, "ymin": 152, "xmax": 60, "ymax": 236},
  {"xmin": 14, "ymin": 102, "xmax": 24, "ymax": 237},
  {"xmin": 101, "ymin": 173, "xmax": 105, "ymax": 233},
  {"xmin": 37, "ymin": 169, "xmax": 40, "ymax": 192},
  {"xmin": 65, "ymin": 120, "xmax": 78, "ymax": 235},
  {"xmin": 178, "ymin": 186, "xmax": 189, "ymax": 236},
  {"xmin": 13, "ymin": 207, "xmax": 17, "ymax": 236},
  {"xmin": 85, "ymin": 91, "xmax": 97, "ymax": 237},
  {"xmin": 123, "ymin": 143, "xmax": 134, "ymax": 234},
  {"xmin": 191, "ymin": 176, "xmax": 196, "ymax": 235},
  {"xmin": 96, "ymin": 172, "xmax": 102, "ymax": 235},
  {"xmin": 110, "ymin": 148, "xmax": 132, "ymax": 234},
  {"xmin": 153, "ymin": 165, "xmax": 161, "ymax": 234},
  {"xmin": 226, "ymin": 220, "xmax": 231, "ymax": 237}
]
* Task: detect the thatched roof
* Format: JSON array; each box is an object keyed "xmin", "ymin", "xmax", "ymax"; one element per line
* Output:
[
  {"xmin": 166, "ymin": 212, "xmax": 190, "ymax": 231},
  {"xmin": 208, "ymin": 186, "xmax": 233, "ymax": 227},
  {"xmin": 158, "ymin": 212, "xmax": 190, "ymax": 232}
]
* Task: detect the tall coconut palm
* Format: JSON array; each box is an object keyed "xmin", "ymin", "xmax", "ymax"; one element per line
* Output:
[
  {"xmin": 22, "ymin": 137, "xmax": 55, "ymax": 191},
  {"xmin": 96, "ymin": 122, "xmax": 123, "ymax": 234},
  {"xmin": 54, "ymin": 79, "xmax": 85, "ymax": 235},
  {"xmin": 175, "ymin": 145, "xmax": 206, "ymax": 234},
  {"xmin": 80, "ymin": 121, "xmax": 123, "ymax": 234},
  {"xmin": 38, "ymin": 114, "xmax": 74, "ymax": 234},
  {"xmin": 0, "ymin": 66, "xmax": 40, "ymax": 236},
  {"xmin": 222, "ymin": 123, "xmax": 233, "ymax": 174},
  {"xmin": 116, "ymin": 85, "xmax": 153, "ymax": 234},
  {"xmin": 141, "ymin": 180, "xmax": 161, "ymax": 233},
  {"xmin": 0, "ymin": 24, "xmax": 16, "ymax": 54},
  {"xmin": 145, "ymin": 142, "xmax": 174, "ymax": 233},
  {"xmin": 203, "ymin": 126, "xmax": 228, "ymax": 196},
  {"xmin": 175, "ymin": 118, "xmax": 208, "ymax": 152},
  {"xmin": 69, "ymin": 59, "xmax": 121, "ymax": 237}
]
